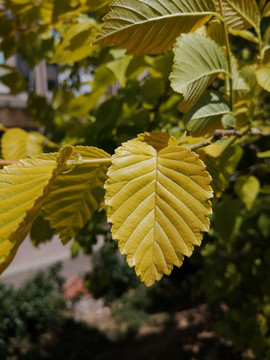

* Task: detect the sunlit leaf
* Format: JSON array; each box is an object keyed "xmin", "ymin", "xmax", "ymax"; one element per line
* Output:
[
  {"xmin": 183, "ymin": 91, "xmax": 231, "ymax": 136},
  {"xmin": 1, "ymin": 128, "xmax": 43, "ymax": 160},
  {"xmin": 106, "ymin": 55, "xmax": 133, "ymax": 87},
  {"xmin": 234, "ymin": 175, "xmax": 260, "ymax": 210},
  {"xmin": 105, "ymin": 137, "xmax": 213, "ymax": 286},
  {"xmin": 42, "ymin": 147, "xmax": 110, "ymax": 244},
  {"xmin": 256, "ymin": 65, "xmax": 270, "ymax": 92},
  {"xmin": 170, "ymin": 33, "xmax": 227, "ymax": 112},
  {"xmin": 0, "ymin": 146, "xmax": 73, "ymax": 274},
  {"xmin": 94, "ymin": 0, "xmax": 216, "ymax": 55},
  {"xmin": 215, "ymin": 0, "xmax": 260, "ymax": 32}
]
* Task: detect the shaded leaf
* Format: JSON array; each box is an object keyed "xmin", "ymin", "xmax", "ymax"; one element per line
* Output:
[
  {"xmin": 170, "ymin": 33, "xmax": 227, "ymax": 112},
  {"xmin": 0, "ymin": 146, "xmax": 73, "ymax": 274},
  {"xmin": 83, "ymin": 0, "xmax": 112, "ymax": 11},
  {"xmin": 262, "ymin": 2, "xmax": 270, "ymax": 17},
  {"xmin": 184, "ymin": 90, "xmax": 231, "ymax": 136},
  {"xmin": 105, "ymin": 138, "xmax": 213, "ymax": 286},
  {"xmin": 136, "ymin": 131, "xmax": 178, "ymax": 151},
  {"xmin": 42, "ymin": 147, "xmax": 110, "ymax": 244},
  {"xmin": 215, "ymin": 0, "xmax": 260, "ymax": 31},
  {"xmin": 51, "ymin": 21, "xmax": 98, "ymax": 64},
  {"xmin": 1, "ymin": 128, "xmax": 43, "ymax": 160},
  {"xmin": 94, "ymin": 0, "xmax": 216, "ymax": 55},
  {"xmin": 234, "ymin": 175, "xmax": 260, "ymax": 210}
]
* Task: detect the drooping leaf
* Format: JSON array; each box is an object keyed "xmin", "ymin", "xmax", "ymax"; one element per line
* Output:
[
  {"xmin": 170, "ymin": 33, "xmax": 227, "ymax": 112},
  {"xmin": 183, "ymin": 90, "xmax": 231, "ymax": 136},
  {"xmin": 136, "ymin": 131, "xmax": 178, "ymax": 151},
  {"xmin": 51, "ymin": 21, "xmax": 98, "ymax": 64},
  {"xmin": 105, "ymin": 137, "xmax": 213, "ymax": 286},
  {"xmin": 42, "ymin": 147, "xmax": 110, "ymax": 244},
  {"xmin": 214, "ymin": 0, "xmax": 260, "ymax": 32},
  {"xmin": 0, "ymin": 146, "xmax": 74, "ymax": 274},
  {"xmin": 94, "ymin": 0, "xmax": 216, "ymax": 55},
  {"xmin": 1, "ymin": 128, "xmax": 43, "ymax": 160},
  {"xmin": 234, "ymin": 175, "xmax": 260, "ymax": 210}
]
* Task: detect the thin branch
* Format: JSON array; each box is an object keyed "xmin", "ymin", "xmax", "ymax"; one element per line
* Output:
[
  {"xmin": 0, "ymin": 160, "xmax": 19, "ymax": 166},
  {"xmin": 214, "ymin": 129, "xmax": 270, "ymax": 138}
]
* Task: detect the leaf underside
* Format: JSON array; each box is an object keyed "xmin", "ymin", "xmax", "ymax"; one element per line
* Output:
[
  {"xmin": 94, "ymin": 0, "xmax": 215, "ymax": 55},
  {"xmin": 215, "ymin": 0, "xmax": 260, "ymax": 31},
  {"xmin": 105, "ymin": 137, "xmax": 213, "ymax": 286},
  {"xmin": 170, "ymin": 33, "xmax": 227, "ymax": 113}
]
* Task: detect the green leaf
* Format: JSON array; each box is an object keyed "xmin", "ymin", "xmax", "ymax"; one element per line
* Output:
[
  {"xmin": 170, "ymin": 33, "xmax": 227, "ymax": 112},
  {"xmin": 0, "ymin": 146, "xmax": 74, "ymax": 274},
  {"xmin": 94, "ymin": 0, "xmax": 216, "ymax": 55},
  {"xmin": 1, "ymin": 128, "xmax": 43, "ymax": 160},
  {"xmin": 0, "ymin": 70, "xmax": 27, "ymax": 94},
  {"xmin": 257, "ymin": 150, "xmax": 270, "ymax": 158},
  {"xmin": 215, "ymin": 0, "xmax": 260, "ymax": 32},
  {"xmin": 106, "ymin": 55, "xmax": 133, "ymax": 87},
  {"xmin": 262, "ymin": 2, "xmax": 270, "ymax": 17},
  {"xmin": 183, "ymin": 90, "xmax": 231, "ymax": 136},
  {"xmin": 42, "ymin": 147, "xmax": 110, "ymax": 244},
  {"xmin": 83, "ymin": 0, "xmax": 112, "ymax": 11},
  {"xmin": 234, "ymin": 175, "xmax": 260, "ymax": 210},
  {"xmin": 51, "ymin": 21, "xmax": 98, "ymax": 64},
  {"xmin": 105, "ymin": 136, "xmax": 213, "ymax": 286}
]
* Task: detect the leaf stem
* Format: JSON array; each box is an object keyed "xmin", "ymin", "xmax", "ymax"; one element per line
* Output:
[{"xmin": 218, "ymin": 0, "xmax": 234, "ymax": 110}]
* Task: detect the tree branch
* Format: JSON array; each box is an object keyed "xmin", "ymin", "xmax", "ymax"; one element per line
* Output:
[{"xmin": 214, "ymin": 129, "xmax": 270, "ymax": 138}]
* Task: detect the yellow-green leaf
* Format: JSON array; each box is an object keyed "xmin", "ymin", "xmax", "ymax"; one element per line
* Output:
[
  {"xmin": 1, "ymin": 128, "xmax": 43, "ymax": 160},
  {"xmin": 83, "ymin": 0, "xmax": 112, "ymax": 11},
  {"xmin": 105, "ymin": 138, "xmax": 213, "ymax": 286},
  {"xmin": 94, "ymin": 0, "xmax": 216, "ymax": 55},
  {"xmin": 42, "ymin": 147, "xmax": 110, "ymax": 244},
  {"xmin": 0, "ymin": 146, "xmax": 74, "ymax": 274},
  {"xmin": 234, "ymin": 175, "xmax": 260, "ymax": 210},
  {"xmin": 170, "ymin": 33, "xmax": 227, "ymax": 112},
  {"xmin": 51, "ymin": 21, "xmax": 98, "ymax": 64}
]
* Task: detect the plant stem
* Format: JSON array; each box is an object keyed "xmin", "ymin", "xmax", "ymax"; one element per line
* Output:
[
  {"xmin": 218, "ymin": 0, "xmax": 234, "ymax": 110},
  {"xmin": 66, "ymin": 158, "xmax": 112, "ymax": 166},
  {"xmin": 214, "ymin": 129, "xmax": 270, "ymax": 138}
]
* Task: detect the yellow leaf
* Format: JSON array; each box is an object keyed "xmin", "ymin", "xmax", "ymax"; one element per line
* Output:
[
  {"xmin": 234, "ymin": 175, "xmax": 260, "ymax": 210},
  {"xmin": 105, "ymin": 138, "xmax": 213, "ymax": 286},
  {"xmin": 1, "ymin": 128, "xmax": 43, "ymax": 160},
  {"xmin": 0, "ymin": 146, "xmax": 74, "ymax": 274}
]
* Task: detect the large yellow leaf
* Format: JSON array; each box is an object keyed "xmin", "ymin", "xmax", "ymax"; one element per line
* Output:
[
  {"xmin": 105, "ymin": 137, "xmax": 213, "ymax": 286},
  {"xmin": 0, "ymin": 146, "xmax": 73, "ymax": 274},
  {"xmin": 94, "ymin": 0, "xmax": 216, "ymax": 55},
  {"xmin": 42, "ymin": 147, "xmax": 110, "ymax": 244},
  {"xmin": 1, "ymin": 128, "xmax": 43, "ymax": 160}
]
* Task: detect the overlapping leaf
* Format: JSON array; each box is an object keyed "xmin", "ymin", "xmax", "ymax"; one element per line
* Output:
[
  {"xmin": 105, "ymin": 137, "xmax": 213, "ymax": 286},
  {"xmin": 170, "ymin": 33, "xmax": 227, "ymax": 113},
  {"xmin": 0, "ymin": 146, "xmax": 73, "ymax": 274},
  {"xmin": 1, "ymin": 128, "xmax": 43, "ymax": 160},
  {"xmin": 94, "ymin": 0, "xmax": 216, "ymax": 55},
  {"xmin": 183, "ymin": 90, "xmax": 231, "ymax": 136},
  {"xmin": 42, "ymin": 147, "xmax": 110, "ymax": 244},
  {"xmin": 215, "ymin": 0, "xmax": 260, "ymax": 32}
]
